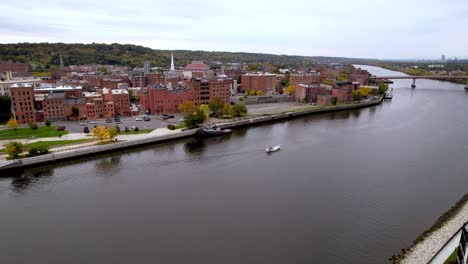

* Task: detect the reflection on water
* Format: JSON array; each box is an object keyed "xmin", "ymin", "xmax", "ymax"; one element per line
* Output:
[
  {"xmin": 10, "ymin": 166, "xmax": 54, "ymax": 192},
  {"xmin": 94, "ymin": 155, "xmax": 122, "ymax": 175}
]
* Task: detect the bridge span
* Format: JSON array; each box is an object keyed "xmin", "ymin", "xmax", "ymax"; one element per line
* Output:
[{"xmin": 370, "ymin": 75, "xmax": 468, "ymax": 88}]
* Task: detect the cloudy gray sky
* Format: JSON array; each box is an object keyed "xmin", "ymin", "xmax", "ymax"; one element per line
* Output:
[{"xmin": 1, "ymin": 0, "xmax": 467, "ymax": 59}]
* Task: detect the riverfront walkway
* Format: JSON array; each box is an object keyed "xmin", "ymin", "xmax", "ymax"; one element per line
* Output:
[{"xmin": 397, "ymin": 196, "xmax": 468, "ymax": 264}]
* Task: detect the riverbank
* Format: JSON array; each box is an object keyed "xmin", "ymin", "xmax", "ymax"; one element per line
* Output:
[
  {"xmin": 390, "ymin": 193, "xmax": 468, "ymax": 264},
  {"xmin": 0, "ymin": 96, "xmax": 383, "ymax": 172}
]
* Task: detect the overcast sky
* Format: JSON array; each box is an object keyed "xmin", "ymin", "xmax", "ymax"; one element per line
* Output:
[{"xmin": 1, "ymin": 0, "xmax": 467, "ymax": 59}]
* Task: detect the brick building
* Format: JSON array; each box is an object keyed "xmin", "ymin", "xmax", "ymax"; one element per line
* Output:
[
  {"xmin": 317, "ymin": 94, "xmax": 336, "ymax": 105},
  {"xmin": 43, "ymin": 93, "xmax": 65, "ymax": 121},
  {"xmin": 187, "ymin": 78, "xmax": 233, "ymax": 105},
  {"xmin": 289, "ymin": 73, "xmax": 321, "ymax": 86},
  {"xmin": 331, "ymin": 88, "xmax": 352, "ymax": 104},
  {"xmin": 10, "ymin": 83, "xmax": 36, "ymax": 124},
  {"xmin": 139, "ymin": 86, "xmax": 196, "ymax": 114},
  {"xmin": 183, "ymin": 61, "xmax": 210, "ymax": 78},
  {"xmin": 294, "ymin": 83, "xmax": 328, "ymax": 103},
  {"xmin": 0, "ymin": 62, "xmax": 29, "ymax": 75},
  {"xmin": 102, "ymin": 88, "xmax": 130, "ymax": 117},
  {"xmin": 240, "ymin": 73, "xmax": 276, "ymax": 95}
]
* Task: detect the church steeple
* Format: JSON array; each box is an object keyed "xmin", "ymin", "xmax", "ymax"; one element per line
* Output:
[
  {"xmin": 59, "ymin": 52, "xmax": 65, "ymax": 70},
  {"xmin": 170, "ymin": 52, "xmax": 175, "ymax": 71}
]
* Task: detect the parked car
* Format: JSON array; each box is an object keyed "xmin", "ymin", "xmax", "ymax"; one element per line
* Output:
[
  {"xmin": 143, "ymin": 116, "xmax": 150, "ymax": 121},
  {"xmin": 90, "ymin": 121, "xmax": 99, "ymax": 124},
  {"xmin": 179, "ymin": 118, "xmax": 185, "ymax": 123},
  {"xmin": 105, "ymin": 119, "xmax": 113, "ymax": 123},
  {"xmin": 135, "ymin": 117, "xmax": 143, "ymax": 121},
  {"xmin": 57, "ymin": 126, "xmax": 66, "ymax": 131},
  {"xmin": 79, "ymin": 122, "xmax": 88, "ymax": 126}
]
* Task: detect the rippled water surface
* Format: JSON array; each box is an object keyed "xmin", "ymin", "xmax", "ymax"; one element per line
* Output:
[{"xmin": 1, "ymin": 65, "xmax": 468, "ymax": 264}]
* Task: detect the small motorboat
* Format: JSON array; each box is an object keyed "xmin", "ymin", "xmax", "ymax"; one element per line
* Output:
[
  {"xmin": 266, "ymin": 145, "xmax": 281, "ymax": 153},
  {"xmin": 199, "ymin": 124, "xmax": 232, "ymax": 137}
]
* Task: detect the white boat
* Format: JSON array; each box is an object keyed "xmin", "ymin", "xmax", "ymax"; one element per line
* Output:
[
  {"xmin": 384, "ymin": 91, "xmax": 393, "ymax": 99},
  {"xmin": 266, "ymin": 145, "xmax": 281, "ymax": 153}
]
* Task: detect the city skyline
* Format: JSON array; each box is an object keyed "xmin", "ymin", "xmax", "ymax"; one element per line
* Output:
[{"xmin": 1, "ymin": 0, "xmax": 467, "ymax": 60}]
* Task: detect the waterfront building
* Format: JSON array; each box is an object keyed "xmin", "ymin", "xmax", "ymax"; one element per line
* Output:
[
  {"xmin": 240, "ymin": 73, "xmax": 276, "ymax": 95},
  {"xmin": 10, "ymin": 83, "xmax": 36, "ymax": 124},
  {"xmin": 139, "ymin": 85, "xmax": 195, "ymax": 114},
  {"xmin": 102, "ymin": 88, "xmax": 131, "ymax": 117},
  {"xmin": 43, "ymin": 93, "xmax": 65, "ymax": 121}
]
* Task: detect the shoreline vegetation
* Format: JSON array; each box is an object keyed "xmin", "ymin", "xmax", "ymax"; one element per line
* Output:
[{"xmin": 390, "ymin": 193, "xmax": 468, "ymax": 264}]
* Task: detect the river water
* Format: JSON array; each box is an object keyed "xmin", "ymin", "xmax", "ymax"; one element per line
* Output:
[{"xmin": 1, "ymin": 65, "xmax": 467, "ymax": 264}]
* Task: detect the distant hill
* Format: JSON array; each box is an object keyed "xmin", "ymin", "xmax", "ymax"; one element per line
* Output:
[{"xmin": 0, "ymin": 42, "xmax": 381, "ymax": 72}]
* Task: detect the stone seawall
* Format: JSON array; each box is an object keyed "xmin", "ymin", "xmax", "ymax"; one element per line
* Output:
[{"xmin": 0, "ymin": 97, "xmax": 383, "ymax": 173}]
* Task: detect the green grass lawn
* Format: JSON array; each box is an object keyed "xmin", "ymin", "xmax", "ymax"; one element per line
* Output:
[
  {"xmin": 117, "ymin": 128, "xmax": 154, "ymax": 135},
  {"xmin": 0, "ymin": 126, "xmax": 69, "ymax": 140},
  {"xmin": 0, "ymin": 139, "xmax": 95, "ymax": 154},
  {"xmin": 444, "ymin": 248, "xmax": 458, "ymax": 264}
]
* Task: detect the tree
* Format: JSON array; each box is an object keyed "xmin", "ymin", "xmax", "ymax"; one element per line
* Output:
[
  {"xmin": 199, "ymin": 104, "xmax": 210, "ymax": 120},
  {"xmin": 208, "ymin": 97, "xmax": 224, "ymax": 114},
  {"xmin": 71, "ymin": 106, "xmax": 79, "ymax": 117},
  {"xmin": 285, "ymin": 85, "xmax": 295, "ymax": 95},
  {"xmin": 184, "ymin": 108, "xmax": 206, "ymax": 128},
  {"xmin": 331, "ymin": 97, "xmax": 337, "ymax": 105},
  {"xmin": 232, "ymin": 103, "xmax": 248, "ymax": 117},
  {"xmin": 6, "ymin": 142, "xmax": 24, "ymax": 159},
  {"xmin": 248, "ymin": 89, "xmax": 256, "ymax": 96},
  {"xmin": 108, "ymin": 127, "xmax": 118, "ymax": 140},
  {"xmin": 223, "ymin": 103, "xmax": 233, "ymax": 116},
  {"xmin": 28, "ymin": 121, "xmax": 38, "ymax": 130},
  {"xmin": 45, "ymin": 119, "xmax": 51, "ymax": 127},
  {"xmin": 378, "ymin": 83, "xmax": 388, "ymax": 95},
  {"xmin": 352, "ymin": 90, "xmax": 361, "ymax": 101},
  {"xmin": 7, "ymin": 117, "xmax": 18, "ymax": 131},
  {"xmin": 92, "ymin": 126, "xmax": 111, "ymax": 142},
  {"xmin": 178, "ymin": 100, "xmax": 196, "ymax": 113},
  {"xmin": 0, "ymin": 95, "xmax": 11, "ymax": 123},
  {"xmin": 256, "ymin": 90, "xmax": 265, "ymax": 96}
]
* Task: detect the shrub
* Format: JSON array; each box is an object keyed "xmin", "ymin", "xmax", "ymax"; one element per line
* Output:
[
  {"xmin": 45, "ymin": 119, "xmax": 51, "ymax": 127},
  {"xmin": 28, "ymin": 144, "xmax": 49, "ymax": 157},
  {"xmin": 83, "ymin": 127, "xmax": 90, "ymax": 134},
  {"xmin": 352, "ymin": 90, "xmax": 361, "ymax": 101},
  {"xmin": 6, "ymin": 142, "xmax": 24, "ymax": 159},
  {"xmin": 115, "ymin": 125, "xmax": 121, "ymax": 133},
  {"xmin": 28, "ymin": 121, "xmax": 38, "ymax": 130},
  {"xmin": 167, "ymin": 124, "xmax": 176, "ymax": 130},
  {"xmin": 134, "ymin": 127, "xmax": 139, "ymax": 132},
  {"xmin": 248, "ymin": 89, "xmax": 256, "ymax": 96},
  {"xmin": 256, "ymin": 90, "xmax": 265, "ymax": 96},
  {"xmin": 331, "ymin": 97, "xmax": 337, "ymax": 105},
  {"xmin": 232, "ymin": 103, "xmax": 248, "ymax": 117},
  {"xmin": 378, "ymin": 83, "xmax": 388, "ymax": 95},
  {"xmin": 238, "ymin": 97, "xmax": 244, "ymax": 102}
]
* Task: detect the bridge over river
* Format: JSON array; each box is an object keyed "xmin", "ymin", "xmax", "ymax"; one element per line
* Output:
[{"xmin": 370, "ymin": 75, "xmax": 468, "ymax": 88}]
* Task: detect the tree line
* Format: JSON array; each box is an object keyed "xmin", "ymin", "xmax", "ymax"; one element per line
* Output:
[{"xmin": 0, "ymin": 43, "xmax": 381, "ymax": 72}]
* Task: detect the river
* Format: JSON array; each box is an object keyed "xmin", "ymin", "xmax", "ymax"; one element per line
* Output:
[{"xmin": 1, "ymin": 65, "xmax": 467, "ymax": 264}]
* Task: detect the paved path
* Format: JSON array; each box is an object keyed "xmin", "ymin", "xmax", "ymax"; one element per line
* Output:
[{"xmin": 400, "ymin": 199, "xmax": 468, "ymax": 264}]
